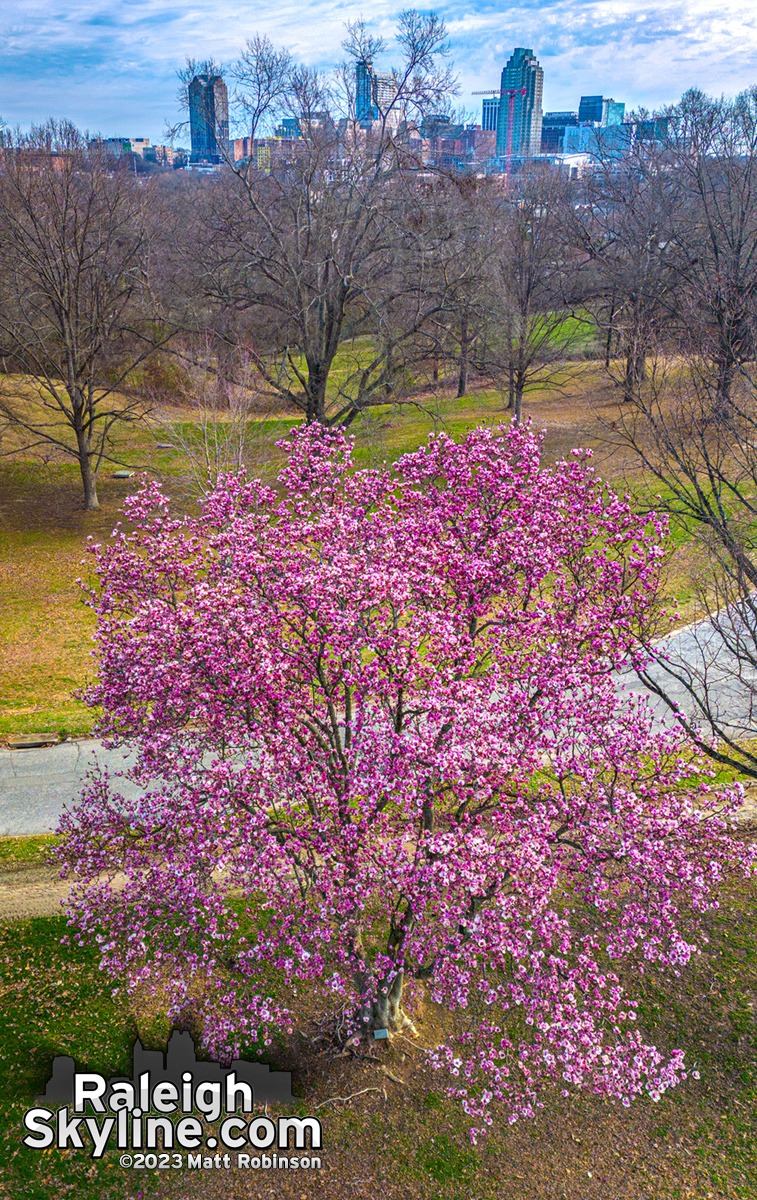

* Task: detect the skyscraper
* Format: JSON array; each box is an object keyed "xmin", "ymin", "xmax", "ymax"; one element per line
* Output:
[
  {"xmin": 495, "ymin": 48, "xmax": 543, "ymax": 159},
  {"xmin": 578, "ymin": 96, "xmax": 625, "ymax": 126},
  {"xmin": 482, "ymin": 97, "xmax": 499, "ymax": 132},
  {"xmin": 356, "ymin": 60, "xmax": 377, "ymax": 123},
  {"xmin": 189, "ymin": 74, "xmax": 229, "ymax": 164},
  {"xmin": 355, "ymin": 59, "xmax": 394, "ymax": 124},
  {"xmin": 578, "ymin": 95, "xmax": 604, "ymax": 125},
  {"xmin": 603, "ymin": 100, "xmax": 625, "ymax": 126}
]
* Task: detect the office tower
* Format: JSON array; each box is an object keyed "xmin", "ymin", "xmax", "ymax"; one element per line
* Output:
[
  {"xmin": 578, "ymin": 95, "xmax": 625, "ymax": 126},
  {"xmin": 603, "ymin": 100, "xmax": 625, "ymax": 125},
  {"xmin": 495, "ymin": 48, "xmax": 543, "ymax": 159},
  {"xmin": 189, "ymin": 74, "xmax": 229, "ymax": 163},
  {"xmin": 356, "ymin": 60, "xmax": 377, "ymax": 123},
  {"xmin": 355, "ymin": 59, "xmax": 394, "ymax": 123},
  {"xmin": 482, "ymin": 97, "xmax": 499, "ymax": 132},
  {"xmin": 373, "ymin": 72, "xmax": 395, "ymax": 111},
  {"xmin": 578, "ymin": 95, "xmax": 604, "ymax": 124},
  {"xmin": 540, "ymin": 111, "xmax": 578, "ymax": 153}
]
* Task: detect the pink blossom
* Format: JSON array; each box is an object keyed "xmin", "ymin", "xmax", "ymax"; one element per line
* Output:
[{"xmin": 58, "ymin": 423, "xmax": 754, "ymax": 1130}]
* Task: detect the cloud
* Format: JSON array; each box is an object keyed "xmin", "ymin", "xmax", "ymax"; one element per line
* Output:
[{"xmin": 0, "ymin": 0, "xmax": 755, "ymax": 138}]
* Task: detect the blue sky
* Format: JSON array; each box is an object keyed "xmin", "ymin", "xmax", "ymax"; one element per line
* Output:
[{"xmin": 1, "ymin": 0, "xmax": 756, "ymax": 143}]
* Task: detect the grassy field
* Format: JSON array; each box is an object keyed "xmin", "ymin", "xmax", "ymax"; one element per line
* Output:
[
  {"xmin": 0, "ymin": 364, "xmax": 604, "ymax": 739},
  {"xmin": 1, "ymin": 362, "xmax": 682, "ymax": 739},
  {"xmin": 0, "ymin": 830, "xmax": 756, "ymax": 1200}
]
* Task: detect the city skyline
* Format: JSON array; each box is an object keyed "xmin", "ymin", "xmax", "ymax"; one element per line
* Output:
[{"xmin": 1, "ymin": 0, "xmax": 756, "ymax": 143}]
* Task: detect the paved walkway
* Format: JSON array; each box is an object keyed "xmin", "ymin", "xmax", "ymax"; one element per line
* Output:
[
  {"xmin": 0, "ymin": 739, "xmax": 139, "ymax": 837},
  {"xmin": 2, "ymin": 612, "xmax": 757, "ymax": 841}
]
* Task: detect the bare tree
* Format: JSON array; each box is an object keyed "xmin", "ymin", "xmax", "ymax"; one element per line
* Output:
[
  {"xmin": 475, "ymin": 165, "xmax": 584, "ymax": 423},
  {"xmin": 604, "ymin": 357, "xmax": 757, "ymax": 778},
  {"xmin": 664, "ymin": 88, "xmax": 757, "ymax": 412},
  {"xmin": 589, "ymin": 91, "xmax": 757, "ymax": 777},
  {"xmin": 187, "ymin": 12, "xmax": 459, "ymax": 426},
  {"xmin": 413, "ymin": 176, "xmax": 491, "ymax": 399},
  {"xmin": 0, "ymin": 121, "xmax": 175, "ymax": 508},
  {"xmin": 231, "ymin": 36, "xmax": 294, "ymax": 139},
  {"xmin": 576, "ymin": 134, "xmax": 684, "ymax": 402}
]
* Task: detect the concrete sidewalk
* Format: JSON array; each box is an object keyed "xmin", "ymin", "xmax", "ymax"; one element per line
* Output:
[
  {"xmin": 3, "ymin": 607, "xmax": 757, "ymax": 838},
  {"xmin": 0, "ymin": 739, "xmax": 139, "ymax": 836}
]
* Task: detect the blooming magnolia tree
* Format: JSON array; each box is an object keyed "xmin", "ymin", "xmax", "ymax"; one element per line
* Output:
[{"xmin": 60, "ymin": 424, "xmax": 752, "ymax": 1127}]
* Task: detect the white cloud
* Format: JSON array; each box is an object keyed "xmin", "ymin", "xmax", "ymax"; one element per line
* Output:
[{"xmin": 1, "ymin": 0, "xmax": 755, "ymax": 137}]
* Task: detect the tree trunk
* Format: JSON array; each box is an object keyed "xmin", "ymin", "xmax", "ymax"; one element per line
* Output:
[
  {"xmin": 457, "ymin": 313, "xmax": 469, "ymax": 398},
  {"xmin": 507, "ymin": 361, "xmax": 515, "ymax": 411},
  {"xmin": 623, "ymin": 338, "xmax": 646, "ymax": 403},
  {"xmin": 513, "ymin": 372, "xmax": 525, "ymax": 426},
  {"xmin": 75, "ymin": 428, "xmax": 99, "ymax": 510},
  {"xmin": 306, "ymin": 361, "xmax": 328, "ymax": 424},
  {"xmin": 604, "ymin": 291, "xmax": 616, "ymax": 369},
  {"xmin": 715, "ymin": 354, "xmax": 735, "ymax": 416},
  {"xmin": 359, "ymin": 971, "xmax": 416, "ymax": 1037},
  {"xmin": 384, "ymin": 344, "xmax": 394, "ymax": 399}
]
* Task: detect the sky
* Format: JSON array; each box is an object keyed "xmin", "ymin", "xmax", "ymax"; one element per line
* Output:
[{"xmin": 1, "ymin": 0, "xmax": 756, "ymax": 144}]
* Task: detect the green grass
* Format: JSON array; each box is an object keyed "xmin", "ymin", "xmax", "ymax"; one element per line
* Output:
[
  {"xmin": 0, "ymin": 916, "xmax": 162, "ymax": 1200},
  {"xmin": 0, "ymin": 360, "xmax": 729, "ymax": 740},
  {"xmin": 0, "ymin": 462, "xmax": 103, "ymax": 739},
  {"xmin": 0, "ymin": 836, "xmax": 58, "ymax": 865},
  {"xmin": 0, "ymin": 371, "xmax": 606, "ymax": 738},
  {"xmin": 416, "ymin": 1132, "xmax": 477, "ymax": 1184}
]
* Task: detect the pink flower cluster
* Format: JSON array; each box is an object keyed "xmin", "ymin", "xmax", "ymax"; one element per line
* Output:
[{"xmin": 59, "ymin": 423, "xmax": 753, "ymax": 1129}]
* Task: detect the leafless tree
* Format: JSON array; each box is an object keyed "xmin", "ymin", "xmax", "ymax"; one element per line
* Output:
[
  {"xmin": 413, "ymin": 176, "xmax": 491, "ymax": 399},
  {"xmin": 605, "ymin": 359, "xmax": 757, "ymax": 777},
  {"xmin": 575, "ymin": 135, "xmax": 684, "ymax": 401},
  {"xmin": 474, "ymin": 165, "xmax": 584, "ymax": 423},
  {"xmin": 231, "ymin": 36, "xmax": 294, "ymax": 139},
  {"xmin": 664, "ymin": 88, "xmax": 757, "ymax": 412},
  {"xmin": 186, "ymin": 12, "xmax": 459, "ymax": 426},
  {"xmin": 596, "ymin": 91, "xmax": 757, "ymax": 777},
  {"xmin": 0, "ymin": 121, "xmax": 177, "ymax": 508}
]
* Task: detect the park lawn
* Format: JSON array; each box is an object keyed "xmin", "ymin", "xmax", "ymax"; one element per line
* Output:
[
  {"xmin": 0, "ymin": 461, "xmax": 115, "ymax": 739},
  {"xmin": 0, "ymin": 915, "xmax": 166, "ymax": 1200},
  {"xmin": 0, "ymin": 828, "xmax": 756, "ymax": 1200},
  {"xmin": 0, "ymin": 364, "xmax": 705, "ymax": 739}
]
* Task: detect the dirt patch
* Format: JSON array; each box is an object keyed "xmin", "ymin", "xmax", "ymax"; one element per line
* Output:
[{"xmin": 0, "ymin": 862, "xmax": 69, "ymax": 919}]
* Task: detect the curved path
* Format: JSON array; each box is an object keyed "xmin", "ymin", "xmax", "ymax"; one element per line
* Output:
[
  {"xmin": 0, "ymin": 739, "xmax": 139, "ymax": 837},
  {"xmin": 3, "ymin": 612, "xmax": 757, "ymax": 839}
]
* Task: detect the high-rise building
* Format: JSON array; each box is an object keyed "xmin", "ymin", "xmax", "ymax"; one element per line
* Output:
[
  {"xmin": 356, "ymin": 60, "xmax": 377, "ymax": 123},
  {"xmin": 495, "ymin": 48, "xmax": 543, "ymax": 159},
  {"xmin": 603, "ymin": 100, "xmax": 625, "ymax": 126},
  {"xmin": 189, "ymin": 74, "xmax": 229, "ymax": 164},
  {"xmin": 355, "ymin": 59, "xmax": 395, "ymax": 124},
  {"xmin": 482, "ymin": 97, "xmax": 499, "ymax": 132},
  {"xmin": 374, "ymin": 72, "xmax": 395, "ymax": 111},
  {"xmin": 578, "ymin": 95, "xmax": 604, "ymax": 124},
  {"xmin": 540, "ymin": 111, "xmax": 578, "ymax": 154},
  {"xmin": 578, "ymin": 95, "xmax": 625, "ymax": 126}
]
